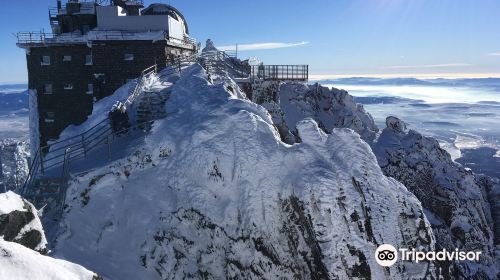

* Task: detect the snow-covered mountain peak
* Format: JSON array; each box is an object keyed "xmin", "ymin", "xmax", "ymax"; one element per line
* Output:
[
  {"xmin": 49, "ymin": 64, "xmax": 439, "ymax": 279},
  {"xmin": 202, "ymin": 39, "xmax": 218, "ymax": 53}
]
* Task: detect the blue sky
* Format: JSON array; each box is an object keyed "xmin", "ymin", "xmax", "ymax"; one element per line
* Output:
[{"xmin": 1, "ymin": 0, "xmax": 500, "ymax": 83}]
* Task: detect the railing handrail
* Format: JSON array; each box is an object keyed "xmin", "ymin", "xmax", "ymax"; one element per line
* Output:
[
  {"xmin": 17, "ymin": 30, "xmax": 198, "ymax": 47},
  {"xmin": 124, "ymin": 64, "xmax": 157, "ymax": 107},
  {"xmin": 250, "ymin": 64, "xmax": 309, "ymax": 81}
]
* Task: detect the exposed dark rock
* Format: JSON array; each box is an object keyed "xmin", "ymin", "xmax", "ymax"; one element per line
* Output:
[{"xmin": 15, "ymin": 230, "xmax": 42, "ymax": 251}]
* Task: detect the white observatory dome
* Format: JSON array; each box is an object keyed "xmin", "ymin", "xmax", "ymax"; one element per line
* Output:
[{"xmin": 141, "ymin": 4, "xmax": 189, "ymax": 35}]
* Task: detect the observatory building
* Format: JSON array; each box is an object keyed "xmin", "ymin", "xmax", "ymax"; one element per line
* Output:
[{"xmin": 17, "ymin": 0, "xmax": 198, "ymax": 151}]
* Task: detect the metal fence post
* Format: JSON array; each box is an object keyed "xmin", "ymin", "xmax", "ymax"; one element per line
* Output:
[
  {"xmin": 82, "ymin": 135, "xmax": 86, "ymax": 158},
  {"xmin": 107, "ymin": 134, "xmax": 112, "ymax": 161},
  {"xmin": 40, "ymin": 150, "xmax": 45, "ymax": 174}
]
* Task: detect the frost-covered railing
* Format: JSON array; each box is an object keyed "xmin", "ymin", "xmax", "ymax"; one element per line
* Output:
[
  {"xmin": 21, "ymin": 116, "xmax": 158, "ymax": 198},
  {"xmin": 20, "ymin": 118, "xmax": 111, "ymax": 196},
  {"xmin": 20, "ymin": 119, "xmax": 155, "ymax": 214},
  {"xmin": 123, "ymin": 64, "xmax": 157, "ymax": 108}
]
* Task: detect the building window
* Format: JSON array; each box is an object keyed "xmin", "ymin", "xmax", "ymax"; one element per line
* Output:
[
  {"xmin": 45, "ymin": 112, "xmax": 55, "ymax": 123},
  {"xmin": 41, "ymin": 55, "xmax": 51, "ymax": 66},
  {"xmin": 63, "ymin": 55, "xmax": 72, "ymax": 62},
  {"xmin": 43, "ymin": 84, "xmax": 53, "ymax": 94},
  {"xmin": 64, "ymin": 83, "xmax": 73, "ymax": 90},
  {"xmin": 124, "ymin": 53, "xmax": 134, "ymax": 61},
  {"xmin": 85, "ymin": 54, "xmax": 93, "ymax": 65},
  {"xmin": 86, "ymin": 83, "xmax": 93, "ymax": 94}
]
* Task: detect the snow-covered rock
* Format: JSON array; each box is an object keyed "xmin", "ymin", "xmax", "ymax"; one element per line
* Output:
[
  {"xmin": 0, "ymin": 192, "xmax": 101, "ymax": 279},
  {"xmin": 373, "ymin": 116, "xmax": 499, "ymax": 279},
  {"xmin": 0, "ymin": 138, "xmax": 29, "ymax": 192},
  {"xmin": 0, "ymin": 191, "xmax": 47, "ymax": 252},
  {"xmin": 0, "ymin": 239, "xmax": 99, "ymax": 280},
  {"xmin": 253, "ymin": 82, "xmax": 379, "ymax": 144},
  {"xmin": 385, "ymin": 115, "xmax": 408, "ymax": 134},
  {"xmin": 254, "ymin": 79, "xmax": 499, "ymax": 279},
  {"xmin": 51, "ymin": 64, "xmax": 437, "ymax": 279},
  {"xmin": 202, "ymin": 39, "xmax": 218, "ymax": 53}
]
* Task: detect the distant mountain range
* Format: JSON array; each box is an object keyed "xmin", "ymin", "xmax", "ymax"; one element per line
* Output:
[{"xmin": 317, "ymin": 77, "xmax": 500, "ymax": 89}]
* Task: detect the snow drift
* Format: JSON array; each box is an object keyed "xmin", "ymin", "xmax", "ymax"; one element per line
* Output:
[
  {"xmin": 0, "ymin": 191, "xmax": 99, "ymax": 280},
  {"xmin": 0, "ymin": 239, "xmax": 99, "ymax": 280}
]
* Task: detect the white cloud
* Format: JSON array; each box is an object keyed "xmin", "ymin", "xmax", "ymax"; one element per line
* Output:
[
  {"xmin": 218, "ymin": 41, "xmax": 309, "ymax": 51},
  {"xmin": 487, "ymin": 52, "xmax": 500, "ymax": 56},
  {"xmin": 380, "ymin": 63, "xmax": 471, "ymax": 70}
]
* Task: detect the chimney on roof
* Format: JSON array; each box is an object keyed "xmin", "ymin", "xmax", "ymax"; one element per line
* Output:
[
  {"xmin": 112, "ymin": 0, "xmax": 143, "ymax": 16},
  {"xmin": 57, "ymin": 0, "xmax": 62, "ymax": 10}
]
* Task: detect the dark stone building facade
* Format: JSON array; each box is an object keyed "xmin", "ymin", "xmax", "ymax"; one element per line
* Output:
[{"xmin": 18, "ymin": 0, "xmax": 197, "ymax": 149}]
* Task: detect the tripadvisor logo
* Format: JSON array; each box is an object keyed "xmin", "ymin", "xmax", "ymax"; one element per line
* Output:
[
  {"xmin": 375, "ymin": 244, "xmax": 482, "ymax": 267},
  {"xmin": 375, "ymin": 244, "xmax": 398, "ymax": 267}
]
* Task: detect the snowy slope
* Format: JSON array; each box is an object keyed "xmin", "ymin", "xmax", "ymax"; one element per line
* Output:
[
  {"xmin": 373, "ymin": 116, "xmax": 499, "ymax": 279},
  {"xmin": 52, "ymin": 64, "xmax": 437, "ymax": 279},
  {"xmin": 0, "ymin": 239, "xmax": 98, "ymax": 280}
]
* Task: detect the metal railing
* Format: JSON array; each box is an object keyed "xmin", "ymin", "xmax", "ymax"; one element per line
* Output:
[
  {"xmin": 16, "ymin": 30, "xmax": 198, "ymax": 47},
  {"xmin": 251, "ymin": 65, "xmax": 308, "ymax": 81},
  {"xmin": 16, "ymin": 32, "xmax": 57, "ymax": 44},
  {"xmin": 20, "ymin": 117, "xmax": 111, "ymax": 196},
  {"xmin": 197, "ymin": 51, "xmax": 250, "ymax": 78},
  {"xmin": 124, "ymin": 64, "xmax": 157, "ymax": 108}
]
